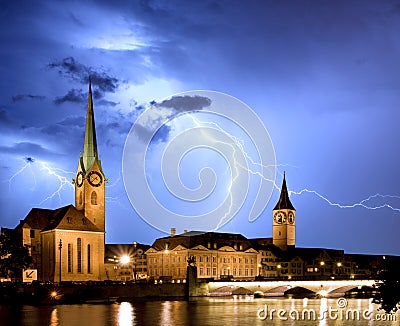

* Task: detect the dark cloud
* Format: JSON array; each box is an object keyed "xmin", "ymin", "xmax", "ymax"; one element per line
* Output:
[
  {"xmin": 0, "ymin": 142, "xmax": 60, "ymax": 158},
  {"xmin": 40, "ymin": 116, "xmax": 85, "ymax": 139},
  {"xmin": 68, "ymin": 12, "xmax": 84, "ymax": 27},
  {"xmin": 152, "ymin": 124, "xmax": 171, "ymax": 143},
  {"xmin": 24, "ymin": 157, "xmax": 35, "ymax": 163},
  {"xmin": 58, "ymin": 116, "xmax": 85, "ymax": 127},
  {"xmin": 54, "ymin": 89, "xmax": 85, "ymax": 105},
  {"xmin": 156, "ymin": 95, "xmax": 211, "ymax": 112},
  {"xmin": 12, "ymin": 94, "xmax": 46, "ymax": 102},
  {"xmin": 0, "ymin": 110, "xmax": 13, "ymax": 124},
  {"xmin": 48, "ymin": 57, "xmax": 120, "ymax": 97},
  {"xmin": 97, "ymin": 99, "xmax": 119, "ymax": 107}
]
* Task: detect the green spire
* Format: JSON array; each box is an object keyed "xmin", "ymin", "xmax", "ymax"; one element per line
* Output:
[
  {"xmin": 82, "ymin": 79, "xmax": 98, "ymax": 171},
  {"xmin": 274, "ymin": 171, "xmax": 295, "ymax": 211}
]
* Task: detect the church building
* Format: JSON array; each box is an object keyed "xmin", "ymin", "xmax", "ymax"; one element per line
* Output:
[
  {"xmin": 12, "ymin": 81, "xmax": 106, "ymax": 282},
  {"xmin": 272, "ymin": 172, "xmax": 296, "ymax": 250}
]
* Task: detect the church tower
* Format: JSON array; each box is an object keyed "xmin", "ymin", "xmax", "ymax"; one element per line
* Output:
[
  {"xmin": 74, "ymin": 80, "xmax": 106, "ymax": 232},
  {"xmin": 273, "ymin": 172, "xmax": 296, "ymax": 250}
]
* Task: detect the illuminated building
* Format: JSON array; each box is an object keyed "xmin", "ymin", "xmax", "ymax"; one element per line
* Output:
[{"xmin": 7, "ymin": 81, "xmax": 106, "ymax": 282}]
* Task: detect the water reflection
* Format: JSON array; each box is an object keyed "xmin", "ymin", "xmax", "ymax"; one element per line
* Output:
[
  {"xmin": 50, "ymin": 308, "xmax": 58, "ymax": 326},
  {"xmin": 318, "ymin": 298, "xmax": 328, "ymax": 326},
  {"xmin": 161, "ymin": 301, "xmax": 172, "ymax": 325},
  {"xmin": 118, "ymin": 302, "xmax": 134, "ymax": 326},
  {"xmin": 0, "ymin": 297, "xmax": 398, "ymax": 325}
]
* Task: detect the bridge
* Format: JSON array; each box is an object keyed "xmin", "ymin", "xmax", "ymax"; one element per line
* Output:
[{"xmin": 206, "ymin": 280, "xmax": 375, "ymax": 297}]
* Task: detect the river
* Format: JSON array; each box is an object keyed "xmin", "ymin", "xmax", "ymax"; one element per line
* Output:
[{"xmin": 0, "ymin": 297, "xmax": 398, "ymax": 325}]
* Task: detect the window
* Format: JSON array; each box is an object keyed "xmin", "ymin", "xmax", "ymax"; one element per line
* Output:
[
  {"xmin": 30, "ymin": 229, "xmax": 35, "ymax": 238},
  {"xmin": 77, "ymin": 238, "xmax": 82, "ymax": 273},
  {"xmin": 87, "ymin": 244, "xmax": 91, "ymax": 273},
  {"xmin": 79, "ymin": 192, "xmax": 82, "ymax": 205},
  {"xmin": 91, "ymin": 191, "xmax": 97, "ymax": 205},
  {"xmin": 68, "ymin": 244, "xmax": 72, "ymax": 273},
  {"xmin": 213, "ymin": 267, "xmax": 217, "ymax": 276}
]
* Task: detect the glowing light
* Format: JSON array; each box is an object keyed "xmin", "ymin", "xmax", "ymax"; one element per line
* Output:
[
  {"xmin": 320, "ymin": 261, "xmax": 325, "ymax": 266},
  {"xmin": 120, "ymin": 255, "xmax": 130, "ymax": 264},
  {"xmin": 50, "ymin": 291, "xmax": 58, "ymax": 298},
  {"xmin": 337, "ymin": 262, "xmax": 342, "ymax": 267},
  {"xmin": 317, "ymin": 290, "xmax": 328, "ymax": 297}
]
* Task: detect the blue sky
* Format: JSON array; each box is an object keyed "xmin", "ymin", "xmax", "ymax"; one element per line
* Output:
[{"xmin": 1, "ymin": 0, "xmax": 400, "ymax": 255}]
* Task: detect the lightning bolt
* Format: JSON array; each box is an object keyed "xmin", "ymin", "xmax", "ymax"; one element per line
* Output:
[
  {"xmin": 38, "ymin": 161, "xmax": 74, "ymax": 205},
  {"xmin": 289, "ymin": 190, "xmax": 400, "ymax": 212},
  {"xmin": 5, "ymin": 157, "xmax": 74, "ymax": 206},
  {"xmin": 7, "ymin": 157, "xmax": 36, "ymax": 190},
  {"xmin": 176, "ymin": 114, "xmax": 400, "ymax": 224}
]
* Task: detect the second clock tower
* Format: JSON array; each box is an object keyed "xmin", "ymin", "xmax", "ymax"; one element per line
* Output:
[{"xmin": 272, "ymin": 172, "xmax": 296, "ymax": 250}]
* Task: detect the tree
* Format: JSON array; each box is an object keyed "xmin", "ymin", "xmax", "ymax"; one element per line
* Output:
[
  {"xmin": 373, "ymin": 256, "xmax": 400, "ymax": 314},
  {"xmin": 0, "ymin": 229, "xmax": 32, "ymax": 281}
]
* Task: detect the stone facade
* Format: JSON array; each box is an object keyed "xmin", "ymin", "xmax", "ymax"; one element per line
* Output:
[{"xmin": 146, "ymin": 231, "xmax": 259, "ymax": 282}]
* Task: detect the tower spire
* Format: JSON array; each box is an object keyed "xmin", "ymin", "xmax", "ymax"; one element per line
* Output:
[
  {"xmin": 82, "ymin": 78, "xmax": 98, "ymax": 171},
  {"xmin": 274, "ymin": 171, "xmax": 295, "ymax": 210}
]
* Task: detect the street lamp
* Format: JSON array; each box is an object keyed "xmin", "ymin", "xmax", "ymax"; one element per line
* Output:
[
  {"xmin": 58, "ymin": 239, "xmax": 62, "ymax": 283},
  {"xmin": 120, "ymin": 255, "xmax": 130, "ymax": 281},
  {"xmin": 277, "ymin": 264, "xmax": 281, "ymax": 278},
  {"xmin": 120, "ymin": 255, "xmax": 130, "ymax": 264},
  {"xmin": 133, "ymin": 242, "xmax": 137, "ymax": 282}
]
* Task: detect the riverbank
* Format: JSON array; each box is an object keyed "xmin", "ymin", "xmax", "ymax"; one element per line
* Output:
[{"xmin": 0, "ymin": 282, "xmax": 186, "ymax": 305}]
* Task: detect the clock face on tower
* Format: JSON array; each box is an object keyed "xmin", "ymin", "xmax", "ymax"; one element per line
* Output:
[
  {"xmin": 76, "ymin": 171, "xmax": 84, "ymax": 187},
  {"xmin": 274, "ymin": 211, "xmax": 287, "ymax": 224},
  {"xmin": 288, "ymin": 211, "xmax": 295, "ymax": 224},
  {"xmin": 87, "ymin": 170, "xmax": 103, "ymax": 187}
]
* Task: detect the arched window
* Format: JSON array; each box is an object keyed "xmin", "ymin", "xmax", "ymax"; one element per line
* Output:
[
  {"xmin": 91, "ymin": 191, "xmax": 97, "ymax": 205},
  {"xmin": 77, "ymin": 238, "xmax": 82, "ymax": 273},
  {"xmin": 87, "ymin": 244, "xmax": 91, "ymax": 273},
  {"xmin": 79, "ymin": 192, "xmax": 83, "ymax": 205}
]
